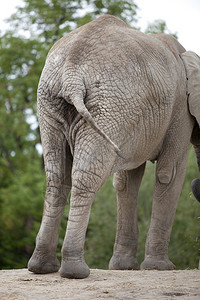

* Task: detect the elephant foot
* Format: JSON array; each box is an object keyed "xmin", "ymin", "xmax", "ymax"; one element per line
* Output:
[
  {"xmin": 109, "ymin": 254, "xmax": 139, "ymax": 270},
  {"xmin": 28, "ymin": 251, "xmax": 60, "ymax": 274},
  {"xmin": 60, "ymin": 259, "xmax": 90, "ymax": 279},
  {"xmin": 140, "ymin": 256, "xmax": 175, "ymax": 270}
]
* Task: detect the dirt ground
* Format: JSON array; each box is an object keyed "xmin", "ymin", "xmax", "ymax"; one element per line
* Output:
[{"xmin": 0, "ymin": 268, "xmax": 199, "ymax": 300}]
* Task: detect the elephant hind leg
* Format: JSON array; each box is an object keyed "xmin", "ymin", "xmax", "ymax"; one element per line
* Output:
[
  {"xmin": 109, "ymin": 163, "xmax": 146, "ymax": 270},
  {"xmin": 60, "ymin": 146, "xmax": 115, "ymax": 279},
  {"xmin": 141, "ymin": 143, "xmax": 189, "ymax": 270},
  {"xmin": 28, "ymin": 122, "xmax": 72, "ymax": 274}
]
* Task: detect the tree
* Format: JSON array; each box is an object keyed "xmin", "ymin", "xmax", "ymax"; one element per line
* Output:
[
  {"xmin": 9, "ymin": 0, "xmax": 138, "ymax": 44},
  {"xmin": 145, "ymin": 19, "xmax": 177, "ymax": 38},
  {"xmin": 0, "ymin": 33, "xmax": 46, "ymax": 267}
]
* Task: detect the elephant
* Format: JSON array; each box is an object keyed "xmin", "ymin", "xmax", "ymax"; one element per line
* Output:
[{"xmin": 28, "ymin": 15, "xmax": 200, "ymax": 279}]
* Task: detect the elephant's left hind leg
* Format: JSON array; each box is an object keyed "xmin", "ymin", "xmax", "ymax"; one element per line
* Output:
[
  {"xmin": 28, "ymin": 124, "xmax": 72, "ymax": 274},
  {"xmin": 109, "ymin": 163, "xmax": 146, "ymax": 270}
]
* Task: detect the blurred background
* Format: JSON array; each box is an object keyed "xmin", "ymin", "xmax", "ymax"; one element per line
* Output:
[{"xmin": 0, "ymin": 0, "xmax": 199, "ymax": 270}]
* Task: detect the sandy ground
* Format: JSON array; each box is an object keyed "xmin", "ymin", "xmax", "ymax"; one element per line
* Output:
[{"xmin": 0, "ymin": 268, "xmax": 199, "ymax": 300}]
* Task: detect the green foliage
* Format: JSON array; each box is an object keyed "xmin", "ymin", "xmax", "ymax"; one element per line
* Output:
[
  {"xmin": 0, "ymin": 0, "xmax": 198, "ymax": 272},
  {"xmin": 0, "ymin": 29, "xmax": 46, "ymax": 269},
  {"xmin": 90, "ymin": 0, "xmax": 138, "ymax": 24},
  {"xmin": 76, "ymin": 0, "xmax": 138, "ymax": 28},
  {"xmin": 8, "ymin": 0, "xmax": 138, "ymax": 44},
  {"xmin": 145, "ymin": 19, "xmax": 178, "ymax": 39},
  {"xmin": 0, "ymin": 161, "xmax": 45, "ymax": 268},
  {"xmin": 85, "ymin": 177, "xmax": 117, "ymax": 269},
  {"xmin": 10, "ymin": 0, "xmax": 82, "ymax": 43}
]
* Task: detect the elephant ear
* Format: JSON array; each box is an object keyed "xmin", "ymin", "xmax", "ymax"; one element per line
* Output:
[
  {"xmin": 182, "ymin": 51, "xmax": 200, "ymax": 203},
  {"xmin": 181, "ymin": 51, "xmax": 200, "ymax": 126}
]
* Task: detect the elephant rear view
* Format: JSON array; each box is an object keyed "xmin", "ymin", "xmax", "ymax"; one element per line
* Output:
[{"xmin": 28, "ymin": 15, "xmax": 200, "ymax": 279}]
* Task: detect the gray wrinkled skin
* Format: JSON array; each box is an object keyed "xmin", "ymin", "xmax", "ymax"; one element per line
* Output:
[{"xmin": 28, "ymin": 15, "xmax": 200, "ymax": 279}]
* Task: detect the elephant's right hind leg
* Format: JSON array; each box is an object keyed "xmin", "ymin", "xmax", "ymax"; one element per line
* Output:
[
  {"xmin": 59, "ymin": 143, "xmax": 115, "ymax": 279},
  {"xmin": 109, "ymin": 164, "xmax": 146, "ymax": 270},
  {"xmin": 28, "ymin": 123, "xmax": 72, "ymax": 274}
]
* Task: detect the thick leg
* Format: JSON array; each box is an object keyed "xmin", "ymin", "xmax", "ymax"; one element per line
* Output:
[
  {"xmin": 59, "ymin": 180, "xmax": 93, "ymax": 279},
  {"xmin": 109, "ymin": 164, "xmax": 146, "ymax": 270},
  {"xmin": 28, "ymin": 123, "xmax": 72, "ymax": 274},
  {"xmin": 141, "ymin": 147, "xmax": 189, "ymax": 270},
  {"xmin": 60, "ymin": 142, "xmax": 114, "ymax": 279}
]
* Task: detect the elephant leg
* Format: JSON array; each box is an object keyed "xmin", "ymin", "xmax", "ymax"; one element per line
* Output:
[
  {"xmin": 28, "ymin": 124, "xmax": 72, "ymax": 274},
  {"xmin": 109, "ymin": 163, "xmax": 146, "ymax": 270},
  {"xmin": 141, "ymin": 146, "xmax": 189, "ymax": 270},
  {"xmin": 60, "ymin": 146, "xmax": 114, "ymax": 279}
]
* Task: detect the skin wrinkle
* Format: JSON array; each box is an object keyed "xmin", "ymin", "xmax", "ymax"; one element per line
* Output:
[
  {"xmin": 77, "ymin": 167, "xmax": 102, "ymax": 181},
  {"xmin": 41, "ymin": 70, "xmax": 60, "ymax": 96},
  {"xmin": 73, "ymin": 169, "xmax": 100, "ymax": 191},
  {"xmin": 44, "ymin": 209, "xmax": 64, "ymax": 219},
  {"xmin": 72, "ymin": 181, "xmax": 96, "ymax": 195},
  {"xmin": 155, "ymin": 114, "xmax": 185, "ymax": 192},
  {"xmin": 139, "ymin": 55, "xmax": 162, "ymax": 105},
  {"xmin": 86, "ymin": 89, "xmax": 136, "ymax": 149},
  {"xmin": 146, "ymin": 100, "xmax": 157, "ymax": 141},
  {"xmin": 39, "ymin": 103, "xmax": 71, "ymax": 144},
  {"xmin": 74, "ymin": 128, "xmax": 107, "ymax": 163}
]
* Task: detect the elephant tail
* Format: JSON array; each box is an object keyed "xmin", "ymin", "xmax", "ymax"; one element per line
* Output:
[{"xmin": 70, "ymin": 93, "xmax": 124, "ymax": 158}]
